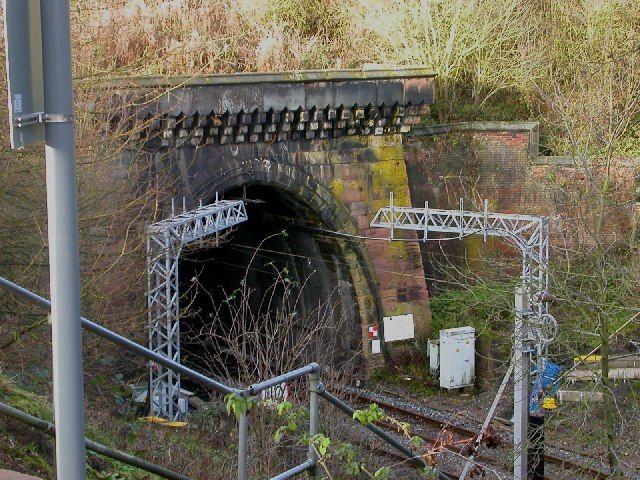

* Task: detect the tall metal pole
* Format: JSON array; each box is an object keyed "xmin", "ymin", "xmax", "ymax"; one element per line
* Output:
[
  {"xmin": 40, "ymin": 1, "xmax": 87, "ymax": 478},
  {"xmin": 514, "ymin": 287, "xmax": 530, "ymax": 479}
]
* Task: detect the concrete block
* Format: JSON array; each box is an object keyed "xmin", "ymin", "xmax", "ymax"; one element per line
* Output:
[
  {"xmin": 567, "ymin": 367, "xmax": 640, "ymax": 381},
  {"xmin": 0, "ymin": 471, "xmax": 43, "ymax": 480},
  {"xmin": 157, "ymin": 88, "xmax": 199, "ymax": 115},
  {"xmin": 404, "ymin": 77, "xmax": 436, "ymax": 105},
  {"xmin": 376, "ymin": 80, "xmax": 404, "ymax": 106},
  {"xmin": 335, "ymin": 81, "xmax": 377, "ymax": 108},
  {"xmin": 220, "ymin": 85, "xmax": 264, "ymax": 113},
  {"xmin": 305, "ymin": 81, "xmax": 335, "ymax": 110},
  {"xmin": 557, "ymin": 390, "xmax": 603, "ymax": 403}
]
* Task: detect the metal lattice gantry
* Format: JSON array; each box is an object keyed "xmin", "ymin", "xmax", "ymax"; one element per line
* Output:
[
  {"xmin": 371, "ymin": 195, "xmax": 556, "ymax": 479},
  {"xmin": 147, "ymin": 198, "xmax": 248, "ymax": 420},
  {"xmin": 370, "ymin": 195, "xmax": 555, "ymax": 347}
]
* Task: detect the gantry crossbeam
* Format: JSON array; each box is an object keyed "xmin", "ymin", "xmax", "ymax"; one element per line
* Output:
[{"xmin": 370, "ymin": 197, "xmax": 554, "ymax": 347}]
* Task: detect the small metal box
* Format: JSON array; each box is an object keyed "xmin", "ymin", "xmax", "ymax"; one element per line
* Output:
[
  {"xmin": 439, "ymin": 326, "xmax": 475, "ymax": 389},
  {"xmin": 427, "ymin": 339, "xmax": 440, "ymax": 374}
]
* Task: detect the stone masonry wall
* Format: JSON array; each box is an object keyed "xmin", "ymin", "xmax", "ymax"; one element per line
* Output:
[
  {"xmin": 291, "ymin": 135, "xmax": 432, "ymax": 343},
  {"xmin": 403, "ymin": 121, "xmax": 637, "ymax": 382}
]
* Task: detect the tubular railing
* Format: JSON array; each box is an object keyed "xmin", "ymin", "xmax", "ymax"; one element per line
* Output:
[
  {"xmin": 0, "ymin": 401, "xmax": 190, "ymax": 480},
  {"xmin": 0, "ymin": 276, "xmax": 449, "ymax": 480}
]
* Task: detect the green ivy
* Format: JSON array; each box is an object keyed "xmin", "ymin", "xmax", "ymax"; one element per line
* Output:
[
  {"xmin": 429, "ymin": 282, "xmax": 512, "ymax": 338},
  {"xmin": 273, "ymin": 400, "xmax": 308, "ymax": 443},
  {"xmin": 224, "ymin": 393, "xmax": 256, "ymax": 421},
  {"xmin": 352, "ymin": 403, "xmax": 385, "ymax": 426}
]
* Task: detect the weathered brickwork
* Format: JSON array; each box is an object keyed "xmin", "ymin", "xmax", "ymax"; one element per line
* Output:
[
  {"xmin": 141, "ymin": 134, "xmax": 432, "ymax": 366},
  {"xmin": 403, "ymin": 122, "xmax": 637, "ymax": 382},
  {"xmin": 404, "ymin": 125, "xmax": 534, "ymax": 213},
  {"xmin": 403, "ymin": 123, "xmax": 638, "ymax": 282},
  {"xmin": 117, "ymin": 70, "xmax": 438, "ymax": 368}
]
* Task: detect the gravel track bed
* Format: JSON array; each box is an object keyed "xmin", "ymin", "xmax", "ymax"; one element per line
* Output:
[{"xmin": 343, "ymin": 386, "xmax": 635, "ymax": 479}]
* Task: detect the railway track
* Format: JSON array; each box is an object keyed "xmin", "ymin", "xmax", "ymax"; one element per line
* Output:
[
  {"xmin": 345, "ymin": 387, "xmax": 617, "ymax": 479},
  {"xmin": 365, "ymin": 443, "xmax": 462, "ymax": 479},
  {"xmin": 374, "ymin": 417, "xmax": 517, "ymax": 479}
]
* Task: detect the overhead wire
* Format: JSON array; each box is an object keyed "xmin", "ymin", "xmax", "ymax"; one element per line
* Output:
[
  {"xmin": 184, "ymin": 233, "xmax": 514, "ymax": 288},
  {"xmin": 306, "ymin": 225, "xmax": 480, "ymax": 243},
  {"xmin": 178, "ymin": 205, "xmax": 521, "ymax": 291}
]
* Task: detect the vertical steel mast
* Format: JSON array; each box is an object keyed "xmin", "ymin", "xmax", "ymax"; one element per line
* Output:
[
  {"xmin": 147, "ymin": 199, "xmax": 248, "ymax": 419},
  {"xmin": 41, "ymin": 0, "xmax": 87, "ymax": 477}
]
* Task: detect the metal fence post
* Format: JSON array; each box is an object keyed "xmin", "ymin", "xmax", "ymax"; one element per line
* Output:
[
  {"xmin": 308, "ymin": 370, "xmax": 320, "ymax": 478},
  {"xmin": 238, "ymin": 411, "xmax": 249, "ymax": 480}
]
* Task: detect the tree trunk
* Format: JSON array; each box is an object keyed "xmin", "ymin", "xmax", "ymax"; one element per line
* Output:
[{"xmin": 600, "ymin": 312, "xmax": 621, "ymax": 478}]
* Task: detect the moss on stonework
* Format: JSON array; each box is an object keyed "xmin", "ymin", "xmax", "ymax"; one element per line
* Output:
[
  {"xmin": 330, "ymin": 178, "xmax": 345, "ymax": 197},
  {"xmin": 369, "ymin": 134, "xmax": 404, "ymax": 150},
  {"xmin": 463, "ymin": 235, "xmax": 485, "ymax": 269},
  {"xmin": 1, "ymin": 383, "xmax": 52, "ymax": 423},
  {"xmin": 371, "ymin": 160, "xmax": 410, "ymax": 191}
]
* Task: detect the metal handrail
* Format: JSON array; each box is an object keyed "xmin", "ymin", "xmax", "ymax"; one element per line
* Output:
[
  {"xmin": 0, "ymin": 277, "xmax": 238, "ymax": 396},
  {"xmin": 0, "ymin": 401, "xmax": 190, "ymax": 480},
  {"xmin": 0, "ymin": 276, "xmax": 449, "ymax": 480}
]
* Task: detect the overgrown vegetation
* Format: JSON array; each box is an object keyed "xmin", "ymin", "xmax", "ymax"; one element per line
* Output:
[
  {"xmin": 429, "ymin": 282, "xmax": 512, "ymax": 339},
  {"xmin": 73, "ymin": 0, "xmax": 640, "ymax": 156},
  {"xmin": 0, "ymin": 0, "xmax": 639, "ymax": 478},
  {"xmin": 0, "ymin": 371, "xmax": 165, "ymax": 479}
]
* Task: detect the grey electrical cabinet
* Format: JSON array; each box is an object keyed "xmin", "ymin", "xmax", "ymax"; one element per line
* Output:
[{"xmin": 439, "ymin": 326, "xmax": 475, "ymax": 390}]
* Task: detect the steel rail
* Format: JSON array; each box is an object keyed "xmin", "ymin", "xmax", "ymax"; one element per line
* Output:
[
  {"xmin": 318, "ymin": 385, "xmax": 453, "ymax": 480},
  {"xmin": 0, "ymin": 275, "xmax": 452, "ymax": 480},
  {"xmin": 349, "ymin": 389, "xmax": 611, "ymax": 479},
  {"xmin": 374, "ymin": 418, "xmax": 557, "ymax": 480}
]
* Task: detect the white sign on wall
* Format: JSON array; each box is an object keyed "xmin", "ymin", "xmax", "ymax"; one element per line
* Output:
[{"xmin": 383, "ymin": 313, "xmax": 415, "ymax": 342}]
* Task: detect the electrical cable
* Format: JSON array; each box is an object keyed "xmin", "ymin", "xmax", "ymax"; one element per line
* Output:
[
  {"xmin": 185, "ymin": 240, "xmax": 482, "ymax": 287},
  {"xmin": 234, "ymin": 242, "xmax": 493, "ymax": 287},
  {"xmin": 307, "ymin": 225, "xmax": 480, "ymax": 242}
]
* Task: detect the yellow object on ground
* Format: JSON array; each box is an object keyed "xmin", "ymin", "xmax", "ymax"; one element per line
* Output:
[
  {"xmin": 573, "ymin": 355, "xmax": 601, "ymax": 366},
  {"xmin": 164, "ymin": 421, "xmax": 188, "ymax": 427},
  {"xmin": 138, "ymin": 416, "xmax": 187, "ymax": 427},
  {"xmin": 139, "ymin": 416, "xmax": 168, "ymax": 424},
  {"xmin": 542, "ymin": 397, "xmax": 558, "ymax": 410}
]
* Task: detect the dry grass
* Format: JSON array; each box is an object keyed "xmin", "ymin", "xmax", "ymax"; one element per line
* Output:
[
  {"xmin": 71, "ymin": 0, "xmax": 640, "ymax": 154},
  {"xmin": 1, "ymin": 1, "xmax": 639, "ymax": 477},
  {"xmin": 72, "ymin": 0, "xmax": 362, "ymax": 78}
]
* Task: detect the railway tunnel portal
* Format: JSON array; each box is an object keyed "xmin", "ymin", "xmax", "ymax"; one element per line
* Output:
[{"xmin": 113, "ymin": 68, "xmax": 437, "ymax": 396}]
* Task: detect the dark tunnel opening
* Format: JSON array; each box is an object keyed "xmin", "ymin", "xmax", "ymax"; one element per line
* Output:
[{"xmin": 178, "ymin": 185, "xmax": 362, "ymax": 390}]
